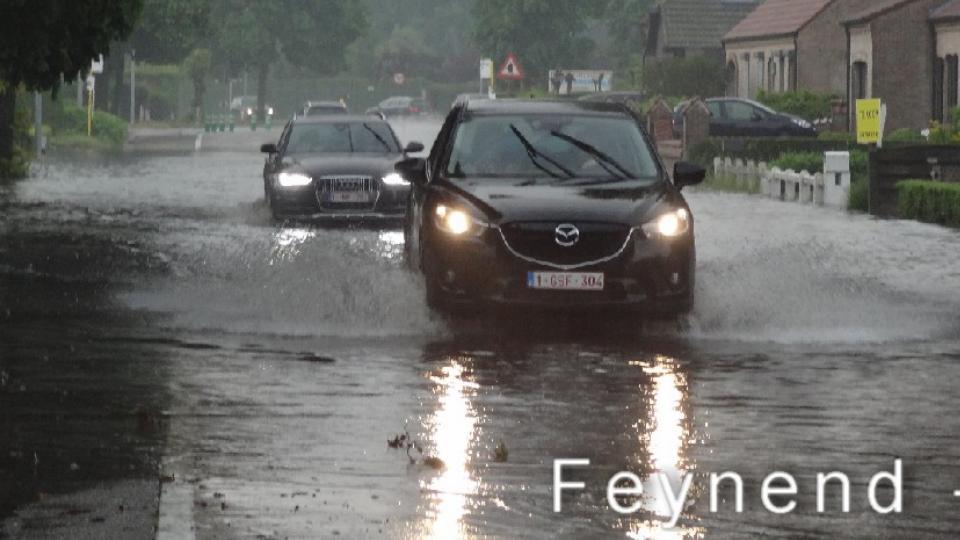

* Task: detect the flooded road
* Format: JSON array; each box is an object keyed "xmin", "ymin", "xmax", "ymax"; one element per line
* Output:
[{"xmin": 3, "ymin": 119, "xmax": 960, "ymax": 539}]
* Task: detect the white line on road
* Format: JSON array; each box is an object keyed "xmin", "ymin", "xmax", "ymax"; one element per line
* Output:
[{"xmin": 157, "ymin": 469, "xmax": 196, "ymax": 540}]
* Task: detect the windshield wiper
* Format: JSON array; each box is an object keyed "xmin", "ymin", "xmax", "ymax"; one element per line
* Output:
[
  {"xmin": 362, "ymin": 123, "xmax": 393, "ymax": 152},
  {"xmin": 509, "ymin": 124, "xmax": 575, "ymax": 179},
  {"xmin": 549, "ymin": 131, "xmax": 635, "ymax": 180}
]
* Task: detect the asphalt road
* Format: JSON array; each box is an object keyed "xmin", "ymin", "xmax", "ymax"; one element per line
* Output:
[{"xmin": 2, "ymin": 120, "xmax": 960, "ymax": 539}]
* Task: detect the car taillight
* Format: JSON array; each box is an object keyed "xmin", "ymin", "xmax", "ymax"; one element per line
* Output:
[{"xmin": 409, "ymin": 106, "xmax": 420, "ymax": 113}]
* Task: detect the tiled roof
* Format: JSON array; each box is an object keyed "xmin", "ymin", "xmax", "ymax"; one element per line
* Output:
[
  {"xmin": 656, "ymin": 0, "xmax": 760, "ymax": 49},
  {"xmin": 931, "ymin": 0, "xmax": 960, "ymax": 20},
  {"xmin": 842, "ymin": 0, "xmax": 917, "ymax": 25},
  {"xmin": 724, "ymin": 0, "xmax": 833, "ymax": 42}
]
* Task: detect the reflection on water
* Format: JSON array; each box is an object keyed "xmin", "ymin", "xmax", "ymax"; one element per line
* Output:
[
  {"xmin": 271, "ymin": 227, "xmax": 315, "ymax": 263},
  {"xmin": 628, "ymin": 356, "xmax": 704, "ymax": 540},
  {"xmin": 422, "ymin": 361, "xmax": 481, "ymax": 540}
]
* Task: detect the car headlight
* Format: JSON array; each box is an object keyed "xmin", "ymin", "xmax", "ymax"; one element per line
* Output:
[
  {"xmin": 791, "ymin": 117, "xmax": 812, "ymax": 129},
  {"xmin": 381, "ymin": 172, "xmax": 410, "ymax": 187},
  {"xmin": 246, "ymin": 107, "xmax": 253, "ymax": 116},
  {"xmin": 277, "ymin": 172, "xmax": 312, "ymax": 188},
  {"xmin": 267, "ymin": 107, "xmax": 274, "ymax": 116},
  {"xmin": 434, "ymin": 203, "xmax": 488, "ymax": 236},
  {"xmin": 642, "ymin": 208, "xmax": 690, "ymax": 238}
]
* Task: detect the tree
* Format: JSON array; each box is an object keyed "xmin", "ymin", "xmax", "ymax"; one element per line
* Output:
[
  {"xmin": 601, "ymin": 0, "xmax": 654, "ymax": 71},
  {"xmin": 471, "ymin": 0, "xmax": 605, "ymax": 82},
  {"xmin": 183, "ymin": 48, "xmax": 213, "ymax": 121},
  {"xmin": 0, "ymin": 0, "xmax": 143, "ymax": 167},
  {"xmin": 211, "ymin": 0, "xmax": 367, "ymax": 122}
]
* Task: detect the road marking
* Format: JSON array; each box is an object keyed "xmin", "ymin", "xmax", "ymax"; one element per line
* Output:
[{"xmin": 157, "ymin": 462, "xmax": 196, "ymax": 540}]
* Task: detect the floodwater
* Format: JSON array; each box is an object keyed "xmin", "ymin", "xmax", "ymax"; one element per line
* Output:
[{"xmin": 2, "ymin": 118, "xmax": 960, "ymax": 539}]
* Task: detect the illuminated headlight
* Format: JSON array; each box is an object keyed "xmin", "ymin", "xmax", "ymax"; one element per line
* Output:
[
  {"xmin": 246, "ymin": 107, "xmax": 253, "ymax": 116},
  {"xmin": 277, "ymin": 172, "xmax": 312, "ymax": 188},
  {"xmin": 434, "ymin": 204, "xmax": 486, "ymax": 236},
  {"xmin": 791, "ymin": 117, "xmax": 812, "ymax": 129},
  {"xmin": 381, "ymin": 172, "xmax": 410, "ymax": 186},
  {"xmin": 642, "ymin": 208, "xmax": 690, "ymax": 238},
  {"xmin": 267, "ymin": 107, "xmax": 274, "ymax": 116}
]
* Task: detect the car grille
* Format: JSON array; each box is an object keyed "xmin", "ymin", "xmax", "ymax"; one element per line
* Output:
[
  {"xmin": 499, "ymin": 222, "xmax": 633, "ymax": 268},
  {"xmin": 315, "ymin": 175, "xmax": 378, "ymax": 210}
]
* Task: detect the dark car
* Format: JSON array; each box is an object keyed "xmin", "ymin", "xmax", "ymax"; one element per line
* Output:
[
  {"xmin": 674, "ymin": 97, "xmax": 816, "ymax": 138},
  {"xmin": 578, "ymin": 91, "xmax": 645, "ymax": 111},
  {"xmin": 260, "ymin": 115, "xmax": 424, "ymax": 221},
  {"xmin": 300, "ymin": 100, "xmax": 349, "ymax": 117},
  {"xmin": 365, "ymin": 96, "xmax": 430, "ymax": 118},
  {"xmin": 397, "ymin": 100, "xmax": 705, "ymax": 314}
]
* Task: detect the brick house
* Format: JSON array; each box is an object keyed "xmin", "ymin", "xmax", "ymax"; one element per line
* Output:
[
  {"xmin": 844, "ymin": 0, "xmax": 945, "ymax": 132},
  {"xmin": 645, "ymin": 0, "xmax": 759, "ymax": 63},
  {"xmin": 932, "ymin": 0, "xmax": 960, "ymax": 123},
  {"xmin": 723, "ymin": 0, "xmax": 875, "ymax": 99}
]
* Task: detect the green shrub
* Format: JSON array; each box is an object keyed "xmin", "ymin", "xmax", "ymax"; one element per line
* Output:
[
  {"xmin": 897, "ymin": 180, "xmax": 960, "ymax": 226},
  {"xmin": 49, "ymin": 102, "xmax": 127, "ymax": 146},
  {"xmin": 643, "ymin": 56, "xmax": 725, "ymax": 99},
  {"xmin": 849, "ymin": 177, "xmax": 869, "ymax": 212},
  {"xmin": 817, "ymin": 131, "xmax": 855, "ymax": 142},
  {"xmin": 687, "ymin": 136, "xmax": 857, "ymax": 167},
  {"xmin": 886, "ymin": 128, "xmax": 924, "ymax": 143},
  {"xmin": 756, "ymin": 89, "xmax": 836, "ymax": 121},
  {"xmin": 771, "ymin": 151, "xmax": 823, "ymax": 173}
]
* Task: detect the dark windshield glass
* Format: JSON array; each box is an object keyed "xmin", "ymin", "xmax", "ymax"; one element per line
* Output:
[
  {"xmin": 445, "ymin": 114, "xmax": 659, "ymax": 180},
  {"xmin": 286, "ymin": 122, "xmax": 399, "ymax": 154}
]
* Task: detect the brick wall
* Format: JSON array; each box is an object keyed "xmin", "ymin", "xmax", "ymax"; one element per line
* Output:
[
  {"xmin": 796, "ymin": 0, "xmax": 876, "ymax": 96},
  {"xmin": 870, "ymin": 0, "xmax": 941, "ymax": 131}
]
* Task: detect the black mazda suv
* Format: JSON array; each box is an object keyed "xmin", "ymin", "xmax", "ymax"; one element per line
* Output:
[{"xmin": 398, "ymin": 100, "xmax": 705, "ymax": 314}]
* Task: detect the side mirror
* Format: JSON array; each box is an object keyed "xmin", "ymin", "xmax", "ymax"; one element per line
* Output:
[
  {"xmin": 396, "ymin": 157, "xmax": 427, "ymax": 187},
  {"xmin": 673, "ymin": 161, "xmax": 706, "ymax": 189},
  {"xmin": 404, "ymin": 141, "xmax": 425, "ymax": 154},
  {"xmin": 260, "ymin": 143, "xmax": 278, "ymax": 154}
]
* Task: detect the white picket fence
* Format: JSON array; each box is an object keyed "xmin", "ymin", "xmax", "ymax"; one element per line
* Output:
[{"xmin": 711, "ymin": 152, "xmax": 851, "ymax": 209}]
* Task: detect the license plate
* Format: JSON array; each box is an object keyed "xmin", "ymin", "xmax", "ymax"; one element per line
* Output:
[
  {"xmin": 527, "ymin": 272, "xmax": 605, "ymax": 291},
  {"xmin": 327, "ymin": 192, "xmax": 371, "ymax": 203}
]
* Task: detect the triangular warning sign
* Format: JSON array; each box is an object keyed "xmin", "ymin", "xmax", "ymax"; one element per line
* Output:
[{"xmin": 497, "ymin": 53, "xmax": 525, "ymax": 81}]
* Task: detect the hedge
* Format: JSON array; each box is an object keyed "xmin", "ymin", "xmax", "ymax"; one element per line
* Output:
[
  {"xmin": 897, "ymin": 180, "xmax": 960, "ymax": 227},
  {"xmin": 49, "ymin": 102, "xmax": 128, "ymax": 146},
  {"xmin": 687, "ymin": 137, "xmax": 858, "ymax": 167},
  {"xmin": 756, "ymin": 89, "xmax": 836, "ymax": 122},
  {"xmin": 771, "ymin": 151, "xmax": 824, "ymax": 173}
]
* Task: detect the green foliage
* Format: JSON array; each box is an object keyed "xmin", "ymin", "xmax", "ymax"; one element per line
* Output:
[
  {"xmin": 49, "ymin": 102, "xmax": 127, "ymax": 146},
  {"xmin": 601, "ymin": 0, "xmax": 654, "ymax": 70},
  {"xmin": 817, "ymin": 131, "xmax": 855, "ymax": 143},
  {"xmin": 128, "ymin": 0, "xmax": 209, "ymax": 64},
  {"xmin": 756, "ymin": 90, "xmax": 835, "ymax": 121},
  {"xmin": 687, "ymin": 137, "xmax": 858, "ymax": 167},
  {"xmin": 643, "ymin": 56, "xmax": 725, "ymax": 99},
  {"xmin": 472, "ymin": 0, "xmax": 601, "ymax": 79},
  {"xmin": 849, "ymin": 176, "xmax": 869, "ymax": 212},
  {"xmin": 886, "ymin": 128, "xmax": 925, "ymax": 143},
  {"xmin": 771, "ymin": 152, "xmax": 823, "ymax": 173},
  {"xmin": 897, "ymin": 180, "xmax": 960, "ymax": 227}
]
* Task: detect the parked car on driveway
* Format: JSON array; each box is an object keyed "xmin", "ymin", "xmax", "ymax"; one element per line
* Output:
[
  {"xmin": 365, "ymin": 96, "xmax": 430, "ymax": 118},
  {"xmin": 674, "ymin": 97, "xmax": 816, "ymax": 138},
  {"xmin": 260, "ymin": 115, "xmax": 424, "ymax": 222},
  {"xmin": 397, "ymin": 99, "xmax": 705, "ymax": 315},
  {"xmin": 578, "ymin": 91, "xmax": 645, "ymax": 111}
]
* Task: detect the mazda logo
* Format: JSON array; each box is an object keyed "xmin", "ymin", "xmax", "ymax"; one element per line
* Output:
[{"xmin": 555, "ymin": 224, "xmax": 580, "ymax": 247}]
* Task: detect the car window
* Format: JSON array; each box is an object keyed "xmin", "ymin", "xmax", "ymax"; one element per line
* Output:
[
  {"xmin": 306, "ymin": 106, "xmax": 347, "ymax": 116},
  {"xmin": 724, "ymin": 101, "xmax": 760, "ymax": 121},
  {"xmin": 285, "ymin": 122, "xmax": 400, "ymax": 154},
  {"xmin": 706, "ymin": 102, "xmax": 721, "ymax": 118},
  {"xmin": 444, "ymin": 114, "xmax": 659, "ymax": 180}
]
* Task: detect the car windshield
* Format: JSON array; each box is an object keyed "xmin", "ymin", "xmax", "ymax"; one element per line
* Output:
[
  {"xmin": 306, "ymin": 106, "xmax": 347, "ymax": 116},
  {"xmin": 285, "ymin": 122, "xmax": 399, "ymax": 154},
  {"xmin": 445, "ymin": 114, "xmax": 659, "ymax": 181}
]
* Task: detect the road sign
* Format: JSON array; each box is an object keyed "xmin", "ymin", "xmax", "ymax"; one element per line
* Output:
[
  {"xmin": 497, "ymin": 53, "xmax": 524, "ymax": 81},
  {"xmin": 393, "ymin": 72, "xmax": 406, "ymax": 86},
  {"xmin": 480, "ymin": 58, "xmax": 494, "ymax": 80},
  {"xmin": 91, "ymin": 55, "xmax": 104, "ymax": 74},
  {"xmin": 856, "ymin": 99, "xmax": 882, "ymax": 144}
]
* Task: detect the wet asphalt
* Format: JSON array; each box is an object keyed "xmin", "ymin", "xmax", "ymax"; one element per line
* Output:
[{"xmin": 2, "ymin": 120, "xmax": 960, "ymax": 539}]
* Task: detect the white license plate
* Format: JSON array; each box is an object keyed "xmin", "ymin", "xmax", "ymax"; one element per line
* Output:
[
  {"xmin": 527, "ymin": 272, "xmax": 605, "ymax": 291},
  {"xmin": 328, "ymin": 192, "xmax": 371, "ymax": 203}
]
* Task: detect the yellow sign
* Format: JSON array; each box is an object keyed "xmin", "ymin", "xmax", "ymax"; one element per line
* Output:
[{"xmin": 856, "ymin": 99, "xmax": 882, "ymax": 144}]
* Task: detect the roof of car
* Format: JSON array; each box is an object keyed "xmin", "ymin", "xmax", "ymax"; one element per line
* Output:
[
  {"xmin": 292, "ymin": 114, "xmax": 389, "ymax": 125},
  {"xmin": 304, "ymin": 101, "xmax": 346, "ymax": 108},
  {"xmin": 464, "ymin": 99, "xmax": 631, "ymax": 116}
]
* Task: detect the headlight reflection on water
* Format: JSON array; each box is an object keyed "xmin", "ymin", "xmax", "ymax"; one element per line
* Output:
[
  {"xmin": 421, "ymin": 361, "xmax": 482, "ymax": 540},
  {"xmin": 271, "ymin": 228, "xmax": 315, "ymax": 263}
]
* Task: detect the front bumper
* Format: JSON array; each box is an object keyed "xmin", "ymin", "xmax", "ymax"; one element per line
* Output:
[{"xmin": 424, "ymin": 226, "xmax": 695, "ymax": 313}]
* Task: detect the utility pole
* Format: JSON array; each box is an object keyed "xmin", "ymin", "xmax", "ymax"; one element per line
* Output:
[{"xmin": 129, "ymin": 50, "xmax": 136, "ymax": 124}]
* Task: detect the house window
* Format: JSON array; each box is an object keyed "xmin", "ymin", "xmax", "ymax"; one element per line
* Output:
[
  {"xmin": 726, "ymin": 60, "xmax": 738, "ymax": 97},
  {"xmin": 852, "ymin": 61, "xmax": 868, "ymax": 100},
  {"xmin": 767, "ymin": 57, "xmax": 777, "ymax": 92}
]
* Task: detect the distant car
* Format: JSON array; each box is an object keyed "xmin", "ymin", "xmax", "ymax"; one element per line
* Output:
[
  {"xmin": 260, "ymin": 115, "xmax": 424, "ymax": 222},
  {"xmin": 231, "ymin": 95, "xmax": 274, "ymax": 121},
  {"xmin": 365, "ymin": 96, "xmax": 430, "ymax": 118},
  {"xmin": 673, "ymin": 97, "xmax": 816, "ymax": 138},
  {"xmin": 578, "ymin": 91, "xmax": 645, "ymax": 111},
  {"xmin": 301, "ymin": 100, "xmax": 349, "ymax": 117}
]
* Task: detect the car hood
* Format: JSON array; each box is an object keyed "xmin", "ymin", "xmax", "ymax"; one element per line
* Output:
[
  {"xmin": 284, "ymin": 153, "xmax": 402, "ymax": 177},
  {"xmin": 441, "ymin": 177, "xmax": 670, "ymax": 224}
]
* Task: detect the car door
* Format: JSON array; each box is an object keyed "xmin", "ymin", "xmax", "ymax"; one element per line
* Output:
[
  {"xmin": 723, "ymin": 100, "xmax": 764, "ymax": 137},
  {"xmin": 407, "ymin": 107, "xmax": 460, "ymax": 267},
  {"xmin": 705, "ymin": 101, "xmax": 723, "ymax": 136}
]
